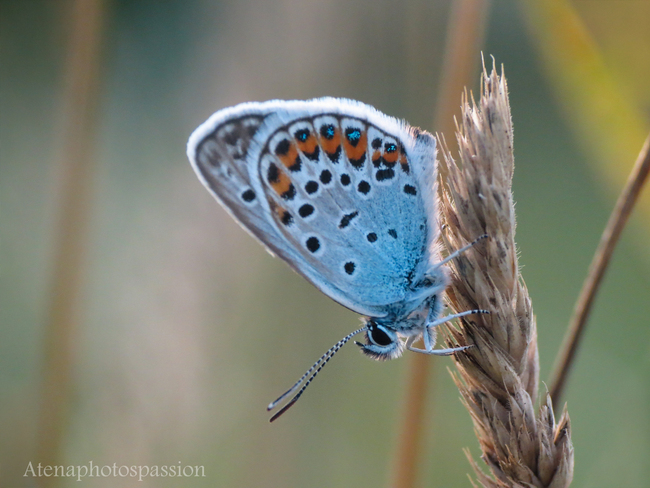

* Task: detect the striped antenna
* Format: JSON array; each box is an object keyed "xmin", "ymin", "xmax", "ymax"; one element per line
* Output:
[{"xmin": 267, "ymin": 326, "xmax": 367, "ymax": 422}]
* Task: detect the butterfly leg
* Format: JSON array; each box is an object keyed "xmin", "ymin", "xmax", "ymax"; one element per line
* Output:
[
  {"xmin": 406, "ymin": 308, "xmax": 489, "ymax": 356},
  {"xmin": 434, "ymin": 233, "xmax": 488, "ymax": 269},
  {"xmin": 406, "ymin": 328, "xmax": 467, "ymax": 356}
]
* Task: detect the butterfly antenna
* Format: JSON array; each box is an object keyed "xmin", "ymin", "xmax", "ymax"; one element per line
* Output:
[{"xmin": 267, "ymin": 326, "xmax": 367, "ymax": 422}]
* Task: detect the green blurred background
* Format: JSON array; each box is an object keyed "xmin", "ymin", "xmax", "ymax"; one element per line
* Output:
[{"xmin": 1, "ymin": 0, "xmax": 649, "ymax": 487}]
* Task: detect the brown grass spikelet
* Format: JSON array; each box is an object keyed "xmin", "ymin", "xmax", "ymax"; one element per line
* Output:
[{"xmin": 438, "ymin": 61, "xmax": 574, "ymax": 487}]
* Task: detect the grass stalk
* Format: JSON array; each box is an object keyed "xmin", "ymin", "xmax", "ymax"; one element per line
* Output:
[
  {"xmin": 548, "ymin": 133, "xmax": 650, "ymax": 408},
  {"xmin": 439, "ymin": 62, "xmax": 574, "ymax": 487}
]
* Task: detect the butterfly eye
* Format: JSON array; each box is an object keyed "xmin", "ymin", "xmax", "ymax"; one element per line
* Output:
[
  {"xmin": 357, "ymin": 322, "xmax": 403, "ymax": 361},
  {"xmin": 368, "ymin": 323, "xmax": 393, "ymax": 347}
]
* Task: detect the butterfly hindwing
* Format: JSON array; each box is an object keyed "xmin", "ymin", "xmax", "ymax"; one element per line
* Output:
[{"xmin": 188, "ymin": 98, "xmax": 439, "ymax": 317}]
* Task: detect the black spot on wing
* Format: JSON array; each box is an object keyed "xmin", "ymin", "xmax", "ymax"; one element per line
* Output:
[
  {"xmin": 241, "ymin": 189, "xmax": 256, "ymax": 202},
  {"xmin": 223, "ymin": 128, "xmax": 239, "ymax": 146},
  {"xmin": 404, "ymin": 184, "xmax": 417, "ymax": 195},
  {"xmin": 287, "ymin": 158, "xmax": 301, "ymax": 172},
  {"xmin": 349, "ymin": 152, "xmax": 366, "ymax": 169},
  {"xmin": 299, "ymin": 204, "xmax": 314, "ymax": 218},
  {"xmin": 282, "ymin": 184, "xmax": 296, "ymax": 200},
  {"xmin": 376, "ymin": 168, "xmax": 395, "ymax": 181},
  {"xmin": 280, "ymin": 210, "xmax": 293, "ymax": 226},
  {"xmin": 326, "ymin": 145, "xmax": 341, "ymax": 163},
  {"xmin": 319, "ymin": 170, "xmax": 332, "ymax": 184},
  {"xmin": 303, "ymin": 146, "xmax": 320, "ymax": 161},
  {"xmin": 306, "ymin": 236, "xmax": 320, "ymax": 253},
  {"xmin": 275, "ymin": 139, "xmax": 290, "ymax": 156},
  {"xmin": 267, "ymin": 163, "xmax": 279, "ymax": 183},
  {"xmin": 339, "ymin": 211, "xmax": 359, "ymax": 229}
]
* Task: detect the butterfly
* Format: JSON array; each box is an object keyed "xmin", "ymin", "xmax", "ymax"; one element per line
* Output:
[{"xmin": 186, "ymin": 98, "xmax": 487, "ymax": 421}]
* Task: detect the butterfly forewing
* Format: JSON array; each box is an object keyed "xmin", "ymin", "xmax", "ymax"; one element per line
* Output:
[{"xmin": 188, "ymin": 98, "xmax": 438, "ymax": 317}]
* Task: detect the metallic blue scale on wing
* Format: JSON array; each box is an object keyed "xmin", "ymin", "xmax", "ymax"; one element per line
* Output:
[{"xmin": 346, "ymin": 128, "xmax": 361, "ymax": 144}]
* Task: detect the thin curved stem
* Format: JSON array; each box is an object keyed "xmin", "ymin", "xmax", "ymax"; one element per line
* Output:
[{"xmin": 549, "ymin": 132, "xmax": 650, "ymax": 409}]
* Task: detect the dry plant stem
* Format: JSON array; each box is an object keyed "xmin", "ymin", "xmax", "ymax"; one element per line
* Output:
[
  {"xmin": 392, "ymin": 2, "xmax": 489, "ymax": 487},
  {"xmin": 439, "ymin": 64, "xmax": 573, "ymax": 487},
  {"xmin": 37, "ymin": 0, "xmax": 106, "ymax": 479},
  {"xmin": 549, "ymin": 132, "xmax": 650, "ymax": 408},
  {"xmin": 393, "ymin": 359, "xmax": 430, "ymax": 488}
]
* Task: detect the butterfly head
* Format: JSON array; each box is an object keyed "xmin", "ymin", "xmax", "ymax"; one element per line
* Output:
[{"xmin": 356, "ymin": 319, "xmax": 405, "ymax": 361}]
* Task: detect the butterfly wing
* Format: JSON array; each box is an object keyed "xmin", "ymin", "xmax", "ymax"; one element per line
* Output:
[{"xmin": 187, "ymin": 98, "xmax": 439, "ymax": 317}]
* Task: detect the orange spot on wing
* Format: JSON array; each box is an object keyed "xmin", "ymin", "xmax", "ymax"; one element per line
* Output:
[
  {"xmin": 320, "ymin": 127, "xmax": 341, "ymax": 156},
  {"xmin": 277, "ymin": 144, "xmax": 299, "ymax": 170},
  {"xmin": 296, "ymin": 133, "xmax": 317, "ymax": 155},
  {"xmin": 372, "ymin": 150, "xmax": 381, "ymax": 164},
  {"xmin": 344, "ymin": 131, "xmax": 367, "ymax": 161},
  {"xmin": 270, "ymin": 168, "xmax": 293, "ymax": 196},
  {"xmin": 383, "ymin": 146, "xmax": 398, "ymax": 164}
]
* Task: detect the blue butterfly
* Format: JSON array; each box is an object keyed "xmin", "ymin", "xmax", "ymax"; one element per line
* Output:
[{"xmin": 187, "ymin": 98, "xmax": 486, "ymax": 421}]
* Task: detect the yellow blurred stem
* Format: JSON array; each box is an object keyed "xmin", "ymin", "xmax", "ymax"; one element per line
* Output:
[{"xmin": 519, "ymin": 0, "xmax": 650, "ymax": 250}]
